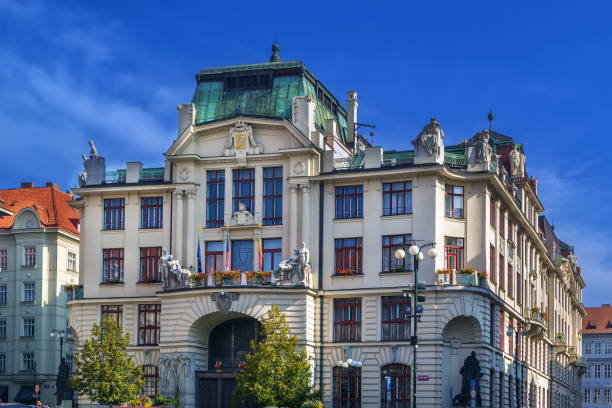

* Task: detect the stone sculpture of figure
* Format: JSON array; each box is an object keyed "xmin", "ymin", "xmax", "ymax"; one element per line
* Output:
[
  {"xmin": 230, "ymin": 202, "xmax": 255, "ymax": 226},
  {"xmin": 452, "ymin": 351, "xmax": 483, "ymax": 407},
  {"xmin": 160, "ymin": 248, "xmax": 191, "ymax": 289},
  {"xmin": 55, "ymin": 357, "xmax": 70, "ymax": 405},
  {"xmin": 78, "ymin": 140, "xmax": 106, "ymax": 186},
  {"xmin": 88, "ymin": 140, "xmax": 98, "ymax": 158},
  {"xmin": 412, "ymin": 118, "xmax": 445, "ymax": 160},
  {"xmin": 211, "ymin": 291, "xmax": 239, "ymax": 312},
  {"xmin": 468, "ymin": 130, "xmax": 492, "ymax": 164},
  {"xmin": 297, "ymin": 242, "xmax": 311, "ymax": 287},
  {"xmin": 509, "ymin": 145, "xmax": 526, "ymax": 178}
]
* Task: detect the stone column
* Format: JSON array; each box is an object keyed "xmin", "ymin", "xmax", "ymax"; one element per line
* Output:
[
  {"xmin": 301, "ymin": 184, "xmax": 311, "ymax": 247},
  {"xmin": 289, "ymin": 184, "xmax": 299, "ymax": 249},
  {"xmin": 185, "ymin": 190, "xmax": 196, "ymax": 270},
  {"xmin": 175, "ymin": 191, "xmax": 185, "ymax": 263}
]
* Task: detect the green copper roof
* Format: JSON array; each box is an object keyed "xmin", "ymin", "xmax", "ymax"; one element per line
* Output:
[{"xmin": 191, "ymin": 61, "xmax": 348, "ymax": 141}]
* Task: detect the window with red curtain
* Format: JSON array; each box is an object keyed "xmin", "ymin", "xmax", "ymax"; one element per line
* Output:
[
  {"xmin": 103, "ymin": 248, "xmax": 124, "ymax": 283},
  {"xmin": 508, "ymin": 263, "xmax": 513, "ymax": 298},
  {"xmin": 499, "ymin": 208, "xmax": 505, "ymax": 238},
  {"xmin": 490, "ymin": 245, "xmax": 496, "ymax": 283},
  {"xmin": 381, "ymin": 296, "xmax": 411, "ymax": 341},
  {"xmin": 335, "ymin": 238, "xmax": 363, "ymax": 275},
  {"xmin": 517, "ymin": 271, "xmax": 522, "ymax": 305},
  {"xmin": 499, "ymin": 311, "xmax": 504, "ymax": 352},
  {"xmin": 205, "ymin": 241, "xmax": 223, "ymax": 274},
  {"xmin": 445, "ymin": 237, "xmax": 464, "ymax": 270},
  {"xmin": 333, "ymin": 366, "xmax": 361, "ymax": 408},
  {"xmin": 140, "ymin": 247, "xmax": 161, "ymax": 282},
  {"xmin": 490, "ymin": 196, "xmax": 496, "ymax": 227},
  {"xmin": 381, "ymin": 364, "xmax": 410, "ymax": 408},
  {"xmin": 138, "ymin": 304, "xmax": 161, "ymax": 345},
  {"xmin": 499, "ymin": 254, "xmax": 505, "ymax": 291},
  {"xmin": 101, "ymin": 305, "xmax": 123, "ymax": 327},
  {"xmin": 333, "ymin": 298, "xmax": 361, "ymax": 342}
]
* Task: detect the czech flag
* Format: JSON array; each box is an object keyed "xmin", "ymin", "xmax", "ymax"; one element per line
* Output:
[
  {"xmin": 197, "ymin": 228, "xmax": 202, "ymax": 273},
  {"xmin": 225, "ymin": 228, "xmax": 231, "ymax": 271},
  {"xmin": 258, "ymin": 232, "xmax": 263, "ymax": 270}
]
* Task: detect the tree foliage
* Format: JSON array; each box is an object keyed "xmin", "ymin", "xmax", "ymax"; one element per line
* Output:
[
  {"xmin": 70, "ymin": 318, "xmax": 144, "ymax": 405},
  {"xmin": 234, "ymin": 305, "xmax": 317, "ymax": 408}
]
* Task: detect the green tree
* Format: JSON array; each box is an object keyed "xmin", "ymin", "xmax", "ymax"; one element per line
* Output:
[
  {"xmin": 234, "ymin": 304, "xmax": 318, "ymax": 408},
  {"xmin": 70, "ymin": 318, "xmax": 144, "ymax": 405}
]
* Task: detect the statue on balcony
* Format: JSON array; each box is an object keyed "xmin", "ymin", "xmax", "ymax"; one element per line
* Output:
[
  {"xmin": 230, "ymin": 202, "xmax": 255, "ymax": 226},
  {"xmin": 509, "ymin": 145, "xmax": 526, "ymax": 178},
  {"xmin": 78, "ymin": 140, "xmax": 106, "ymax": 186},
  {"xmin": 160, "ymin": 249, "xmax": 192, "ymax": 289},
  {"xmin": 276, "ymin": 242, "xmax": 311, "ymax": 287},
  {"xmin": 452, "ymin": 351, "xmax": 483, "ymax": 407}
]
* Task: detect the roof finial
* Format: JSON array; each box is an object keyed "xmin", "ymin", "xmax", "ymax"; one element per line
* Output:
[
  {"xmin": 270, "ymin": 43, "xmax": 281, "ymax": 62},
  {"xmin": 488, "ymin": 109, "xmax": 494, "ymax": 132}
]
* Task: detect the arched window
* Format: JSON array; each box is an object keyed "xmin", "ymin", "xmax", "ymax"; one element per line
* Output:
[
  {"xmin": 381, "ymin": 363, "xmax": 410, "ymax": 408},
  {"xmin": 208, "ymin": 317, "xmax": 260, "ymax": 371},
  {"xmin": 142, "ymin": 365, "xmax": 158, "ymax": 402}
]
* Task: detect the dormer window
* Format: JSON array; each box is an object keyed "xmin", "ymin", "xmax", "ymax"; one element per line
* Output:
[
  {"xmin": 587, "ymin": 320, "xmax": 597, "ymax": 330},
  {"xmin": 223, "ymin": 73, "xmax": 272, "ymax": 90}
]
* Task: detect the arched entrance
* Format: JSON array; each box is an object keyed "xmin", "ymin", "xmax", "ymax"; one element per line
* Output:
[{"xmin": 196, "ymin": 317, "xmax": 261, "ymax": 408}]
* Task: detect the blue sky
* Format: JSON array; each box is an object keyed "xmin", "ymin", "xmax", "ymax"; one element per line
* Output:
[{"xmin": 1, "ymin": 0, "xmax": 610, "ymax": 305}]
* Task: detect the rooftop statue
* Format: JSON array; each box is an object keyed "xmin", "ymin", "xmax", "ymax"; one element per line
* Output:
[
  {"xmin": 509, "ymin": 145, "xmax": 526, "ymax": 178},
  {"xmin": 160, "ymin": 248, "xmax": 192, "ymax": 289},
  {"xmin": 412, "ymin": 118, "xmax": 445, "ymax": 164},
  {"xmin": 78, "ymin": 140, "xmax": 106, "ymax": 186},
  {"xmin": 468, "ymin": 130, "xmax": 493, "ymax": 164}
]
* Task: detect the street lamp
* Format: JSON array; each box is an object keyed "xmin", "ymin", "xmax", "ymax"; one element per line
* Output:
[
  {"xmin": 507, "ymin": 322, "xmax": 528, "ymax": 408},
  {"xmin": 395, "ymin": 241, "xmax": 438, "ymax": 408},
  {"xmin": 50, "ymin": 329, "xmax": 72, "ymax": 358}
]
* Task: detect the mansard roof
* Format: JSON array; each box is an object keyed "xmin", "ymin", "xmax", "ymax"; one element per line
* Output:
[
  {"xmin": 191, "ymin": 60, "xmax": 349, "ymax": 141},
  {"xmin": 583, "ymin": 305, "xmax": 612, "ymax": 334},
  {"xmin": 0, "ymin": 184, "xmax": 80, "ymax": 236}
]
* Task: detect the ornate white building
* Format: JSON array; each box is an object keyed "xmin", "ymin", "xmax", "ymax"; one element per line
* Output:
[{"xmin": 68, "ymin": 45, "xmax": 586, "ymax": 408}]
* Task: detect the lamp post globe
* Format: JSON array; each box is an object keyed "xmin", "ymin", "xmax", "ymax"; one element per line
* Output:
[
  {"xmin": 408, "ymin": 245, "xmax": 420, "ymax": 256},
  {"xmin": 427, "ymin": 247, "xmax": 438, "ymax": 259},
  {"xmin": 394, "ymin": 249, "xmax": 406, "ymax": 260}
]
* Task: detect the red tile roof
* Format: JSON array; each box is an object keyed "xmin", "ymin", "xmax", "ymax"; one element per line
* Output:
[
  {"xmin": 0, "ymin": 184, "xmax": 80, "ymax": 236},
  {"xmin": 583, "ymin": 305, "xmax": 612, "ymax": 334}
]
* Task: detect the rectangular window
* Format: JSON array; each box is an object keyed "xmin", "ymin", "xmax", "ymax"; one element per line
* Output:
[
  {"xmin": 206, "ymin": 170, "xmax": 225, "ymax": 228},
  {"xmin": 381, "ymin": 296, "xmax": 411, "ymax": 341},
  {"xmin": 232, "ymin": 169, "xmax": 255, "ymax": 213},
  {"xmin": 138, "ymin": 304, "xmax": 161, "ymax": 345},
  {"xmin": 263, "ymin": 167, "xmax": 283, "ymax": 225},
  {"xmin": 0, "ymin": 320, "xmax": 5, "ymax": 339},
  {"xmin": 143, "ymin": 365, "xmax": 159, "ymax": 401},
  {"xmin": 595, "ymin": 389, "xmax": 601, "ymax": 403},
  {"xmin": 0, "ymin": 353, "xmax": 4, "ymax": 372},
  {"xmin": 596, "ymin": 342, "xmax": 601, "ymax": 354},
  {"xmin": 101, "ymin": 305, "xmax": 123, "ymax": 326},
  {"xmin": 490, "ymin": 197, "xmax": 496, "ymax": 227},
  {"xmin": 22, "ymin": 352, "xmax": 35, "ymax": 371},
  {"xmin": 517, "ymin": 271, "xmax": 522, "ymax": 305},
  {"xmin": 65, "ymin": 355, "xmax": 74, "ymax": 372},
  {"xmin": 24, "ymin": 246, "xmax": 36, "ymax": 266},
  {"xmin": 382, "ymin": 234, "xmax": 413, "ymax": 273},
  {"xmin": 445, "ymin": 237, "xmax": 464, "ymax": 270},
  {"xmin": 508, "ymin": 317, "xmax": 513, "ymax": 353},
  {"xmin": 231, "ymin": 240, "xmax": 253, "ymax": 272},
  {"xmin": 444, "ymin": 185, "xmax": 464, "ymax": 218},
  {"xmin": 507, "ymin": 264, "xmax": 513, "ymax": 298},
  {"xmin": 595, "ymin": 364, "xmax": 601, "ymax": 378},
  {"xmin": 499, "ymin": 311, "xmax": 504, "ymax": 352},
  {"xmin": 383, "ymin": 181, "xmax": 412, "ymax": 215},
  {"xmin": 586, "ymin": 342, "xmax": 592, "ymax": 354},
  {"xmin": 605, "ymin": 389, "xmax": 610, "ymax": 404},
  {"xmin": 607, "ymin": 342, "xmax": 612, "ymax": 354},
  {"xmin": 141, "ymin": 197, "xmax": 163, "ymax": 229},
  {"xmin": 23, "ymin": 318, "xmax": 34, "ymax": 337},
  {"xmin": 0, "ymin": 249, "xmax": 6, "ymax": 268},
  {"xmin": 23, "ymin": 283, "xmax": 35, "ymax": 302},
  {"xmin": 103, "ymin": 248, "xmax": 124, "ymax": 283},
  {"xmin": 605, "ymin": 364, "xmax": 610, "ymax": 378},
  {"xmin": 499, "ymin": 208, "xmax": 505, "ymax": 238},
  {"xmin": 0, "ymin": 285, "xmax": 5, "ymax": 304},
  {"xmin": 508, "ymin": 219, "xmax": 514, "ymax": 242},
  {"xmin": 499, "ymin": 254, "xmax": 505, "ymax": 291},
  {"xmin": 490, "ymin": 245, "xmax": 496, "ymax": 283},
  {"xmin": 333, "ymin": 366, "xmax": 361, "ymax": 408},
  {"xmin": 335, "ymin": 185, "xmax": 363, "ymax": 219},
  {"xmin": 262, "ymin": 239, "xmax": 282, "ymax": 272},
  {"xmin": 103, "ymin": 198, "xmax": 125, "ymax": 230},
  {"xmin": 335, "ymin": 238, "xmax": 363, "ymax": 275},
  {"xmin": 67, "ymin": 252, "xmax": 76, "ymax": 271},
  {"xmin": 140, "ymin": 247, "xmax": 161, "ymax": 282},
  {"xmin": 584, "ymin": 389, "xmax": 590, "ymax": 403},
  {"xmin": 205, "ymin": 241, "xmax": 223, "ymax": 274},
  {"xmin": 333, "ymin": 298, "xmax": 361, "ymax": 342}
]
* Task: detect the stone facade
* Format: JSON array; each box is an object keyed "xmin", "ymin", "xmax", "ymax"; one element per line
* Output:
[{"xmin": 68, "ymin": 52, "xmax": 586, "ymax": 408}]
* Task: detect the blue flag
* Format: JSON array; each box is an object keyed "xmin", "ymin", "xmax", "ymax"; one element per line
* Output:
[{"xmin": 197, "ymin": 231, "xmax": 203, "ymax": 273}]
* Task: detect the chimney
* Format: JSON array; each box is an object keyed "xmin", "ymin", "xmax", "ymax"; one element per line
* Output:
[
  {"xmin": 126, "ymin": 162, "xmax": 143, "ymax": 183},
  {"xmin": 46, "ymin": 182, "xmax": 59, "ymax": 190},
  {"xmin": 21, "ymin": 182, "xmax": 34, "ymax": 188},
  {"xmin": 346, "ymin": 91, "xmax": 358, "ymax": 144}
]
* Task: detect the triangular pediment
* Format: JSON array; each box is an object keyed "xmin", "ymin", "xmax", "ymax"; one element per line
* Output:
[{"xmin": 165, "ymin": 116, "xmax": 318, "ymax": 158}]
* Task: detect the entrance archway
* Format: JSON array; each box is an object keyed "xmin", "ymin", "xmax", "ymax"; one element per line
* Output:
[{"xmin": 196, "ymin": 316, "xmax": 261, "ymax": 408}]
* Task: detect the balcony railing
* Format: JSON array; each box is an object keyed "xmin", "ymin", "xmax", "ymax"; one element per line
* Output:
[
  {"xmin": 102, "ymin": 167, "xmax": 165, "ymax": 184},
  {"xmin": 139, "ymin": 167, "xmax": 165, "ymax": 182},
  {"xmin": 187, "ymin": 271, "xmax": 273, "ymax": 289},
  {"xmin": 435, "ymin": 269, "xmax": 488, "ymax": 288}
]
